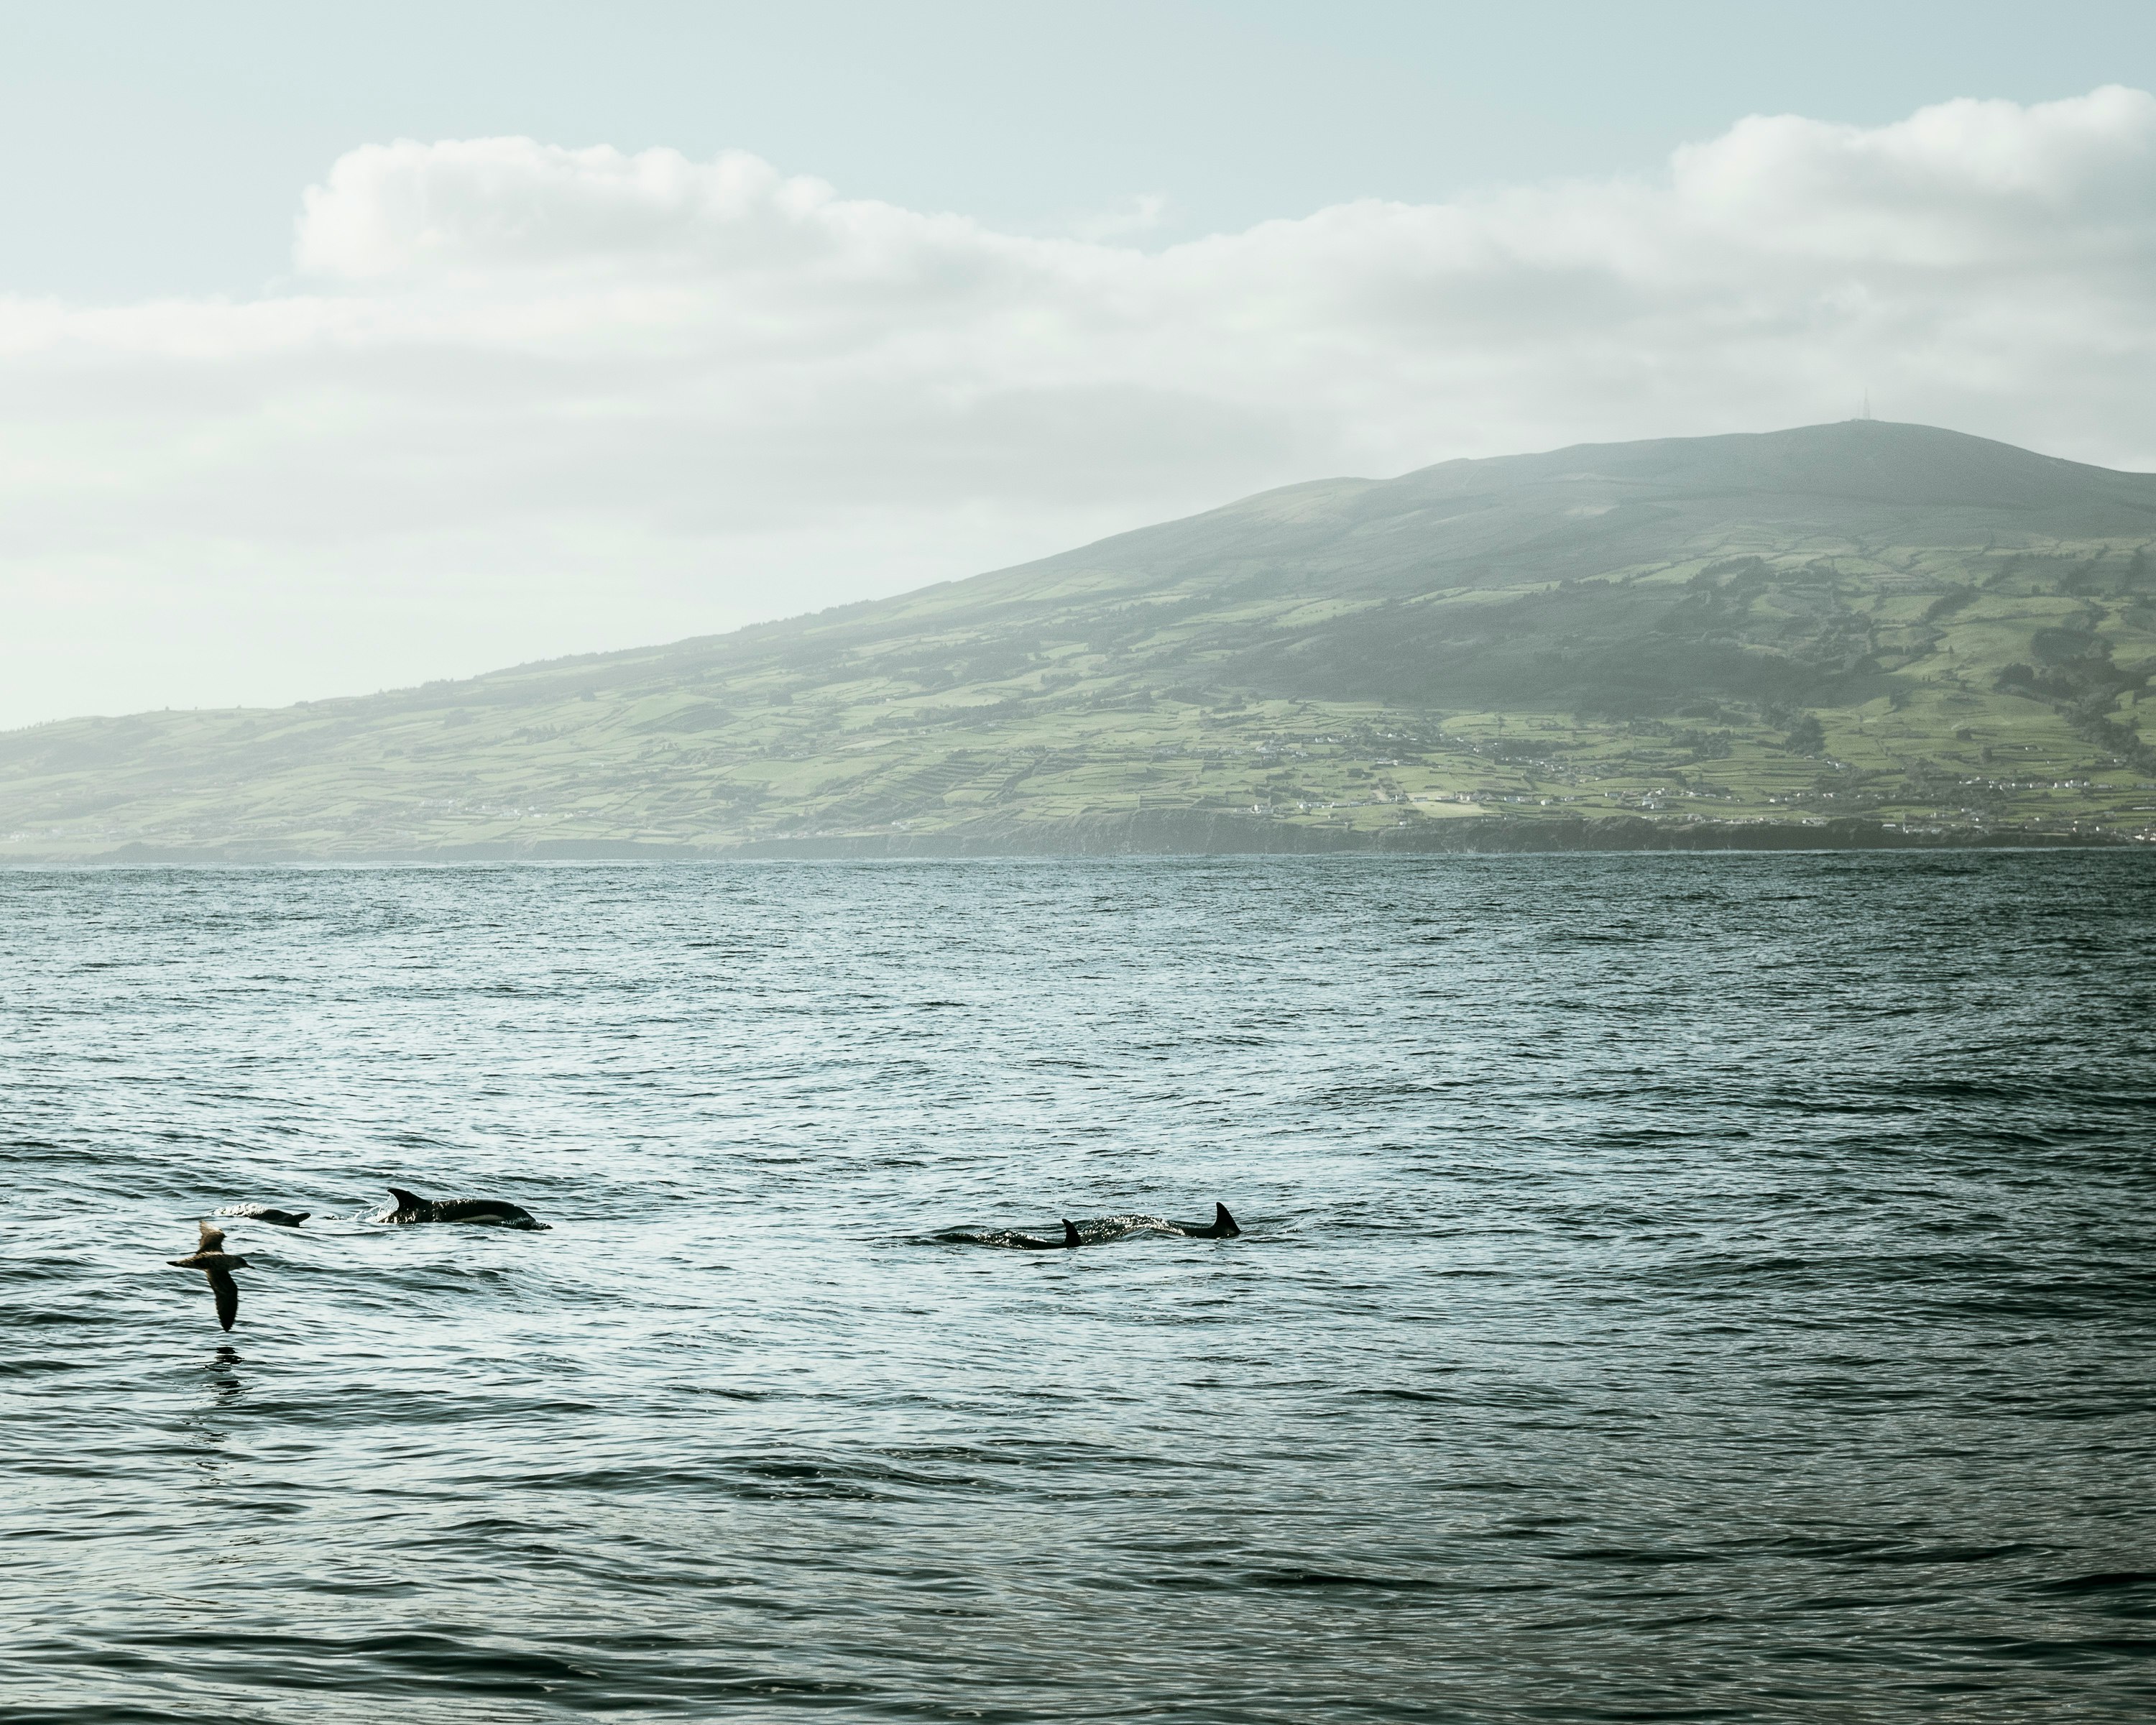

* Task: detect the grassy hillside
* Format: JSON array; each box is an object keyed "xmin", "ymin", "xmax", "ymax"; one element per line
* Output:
[{"xmin": 5, "ymin": 419, "xmax": 2155, "ymax": 860}]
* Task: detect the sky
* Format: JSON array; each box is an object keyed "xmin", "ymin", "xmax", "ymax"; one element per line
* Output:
[{"xmin": 4, "ymin": 0, "xmax": 2156, "ymax": 727}]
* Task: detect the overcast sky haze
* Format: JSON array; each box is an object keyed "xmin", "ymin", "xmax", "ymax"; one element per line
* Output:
[{"xmin": 5, "ymin": 0, "xmax": 2156, "ymax": 727}]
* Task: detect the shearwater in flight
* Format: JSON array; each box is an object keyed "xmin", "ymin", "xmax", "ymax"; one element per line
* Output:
[{"xmin": 167, "ymin": 1221, "xmax": 252, "ymax": 1332}]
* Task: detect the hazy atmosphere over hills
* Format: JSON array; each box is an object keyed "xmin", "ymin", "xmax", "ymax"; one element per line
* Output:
[
  {"xmin": 11, "ymin": 74, "xmax": 2156, "ymax": 724},
  {"xmin": 7, "ymin": 419, "xmax": 2153, "ymax": 861}
]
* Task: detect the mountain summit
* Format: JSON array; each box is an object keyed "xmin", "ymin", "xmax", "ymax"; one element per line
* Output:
[
  {"xmin": 4, "ymin": 421, "xmax": 2152, "ymax": 859},
  {"xmin": 1017, "ymin": 419, "xmax": 2156, "ymax": 600}
]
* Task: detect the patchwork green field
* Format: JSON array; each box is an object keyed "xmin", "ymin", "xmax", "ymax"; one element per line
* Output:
[{"xmin": 4, "ymin": 420, "xmax": 2153, "ymax": 860}]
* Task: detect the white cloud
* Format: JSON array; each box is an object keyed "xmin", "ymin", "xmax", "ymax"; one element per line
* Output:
[{"xmin": 4, "ymin": 88, "xmax": 2156, "ymax": 727}]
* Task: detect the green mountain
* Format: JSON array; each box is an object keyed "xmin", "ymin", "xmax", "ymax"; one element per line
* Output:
[{"xmin": 6, "ymin": 419, "xmax": 2155, "ymax": 860}]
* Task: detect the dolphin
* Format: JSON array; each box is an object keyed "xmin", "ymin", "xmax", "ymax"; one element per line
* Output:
[
  {"xmin": 936, "ymin": 1219, "xmax": 1082, "ymax": 1249},
  {"xmin": 168, "ymin": 1221, "xmax": 251, "ymax": 1331},
  {"xmin": 216, "ymin": 1204, "xmax": 309, "ymax": 1228},
  {"xmin": 380, "ymin": 1187, "xmax": 551, "ymax": 1230},
  {"xmin": 1174, "ymin": 1202, "xmax": 1241, "ymax": 1239},
  {"xmin": 1011, "ymin": 1220, "xmax": 1084, "ymax": 1251},
  {"xmin": 1024, "ymin": 1204, "xmax": 1242, "ymax": 1243}
]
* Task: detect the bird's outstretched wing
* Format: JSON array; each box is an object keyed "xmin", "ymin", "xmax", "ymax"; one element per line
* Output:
[
  {"xmin": 207, "ymin": 1268, "xmax": 239, "ymax": 1332},
  {"xmin": 198, "ymin": 1222, "xmax": 227, "ymax": 1252}
]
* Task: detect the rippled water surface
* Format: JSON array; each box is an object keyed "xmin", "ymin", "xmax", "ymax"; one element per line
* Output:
[{"xmin": 4, "ymin": 853, "xmax": 2154, "ymax": 1724}]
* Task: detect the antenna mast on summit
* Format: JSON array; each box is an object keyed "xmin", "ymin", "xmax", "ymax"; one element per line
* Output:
[{"xmin": 1861, "ymin": 390, "xmax": 1873, "ymax": 421}]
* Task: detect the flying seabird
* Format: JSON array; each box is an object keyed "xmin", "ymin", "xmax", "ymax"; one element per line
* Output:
[{"xmin": 168, "ymin": 1221, "xmax": 251, "ymax": 1331}]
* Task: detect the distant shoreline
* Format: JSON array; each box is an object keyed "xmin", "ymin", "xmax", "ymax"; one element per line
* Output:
[{"xmin": 2, "ymin": 814, "xmax": 2139, "ymax": 867}]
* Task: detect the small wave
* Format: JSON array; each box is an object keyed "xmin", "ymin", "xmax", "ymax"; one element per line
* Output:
[{"xmin": 2029, "ymin": 1570, "xmax": 2156, "ymax": 1596}]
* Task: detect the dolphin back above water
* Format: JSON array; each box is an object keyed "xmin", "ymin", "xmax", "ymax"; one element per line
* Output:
[
  {"xmin": 939, "ymin": 1203, "xmax": 1241, "ymax": 1249},
  {"xmin": 1016, "ymin": 1220, "xmax": 1082, "ymax": 1251},
  {"xmin": 381, "ymin": 1187, "xmax": 552, "ymax": 1230},
  {"xmin": 1175, "ymin": 1202, "xmax": 1240, "ymax": 1239},
  {"xmin": 936, "ymin": 1219, "xmax": 1082, "ymax": 1250},
  {"xmin": 216, "ymin": 1204, "xmax": 309, "ymax": 1228}
]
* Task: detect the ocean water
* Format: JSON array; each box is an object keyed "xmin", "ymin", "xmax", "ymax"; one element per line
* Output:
[{"xmin": 3, "ymin": 852, "xmax": 2153, "ymax": 1724}]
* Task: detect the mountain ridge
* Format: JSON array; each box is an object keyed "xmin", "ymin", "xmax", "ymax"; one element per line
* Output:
[{"xmin": 6, "ymin": 420, "xmax": 2155, "ymax": 860}]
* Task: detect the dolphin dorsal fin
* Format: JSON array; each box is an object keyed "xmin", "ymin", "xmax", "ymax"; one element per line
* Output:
[
  {"xmin": 1062, "ymin": 1219, "xmax": 1081, "ymax": 1248},
  {"xmin": 387, "ymin": 1187, "xmax": 423, "ymax": 1209},
  {"xmin": 1215, "ymin": 1202, "xmax": 1240, "ymax": 1237}
]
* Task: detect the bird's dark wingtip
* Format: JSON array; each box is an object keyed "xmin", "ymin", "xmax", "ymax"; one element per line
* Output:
[{"xmin": 208, "ymin": 1267, "xmax": 240, "ymax": 1331}]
